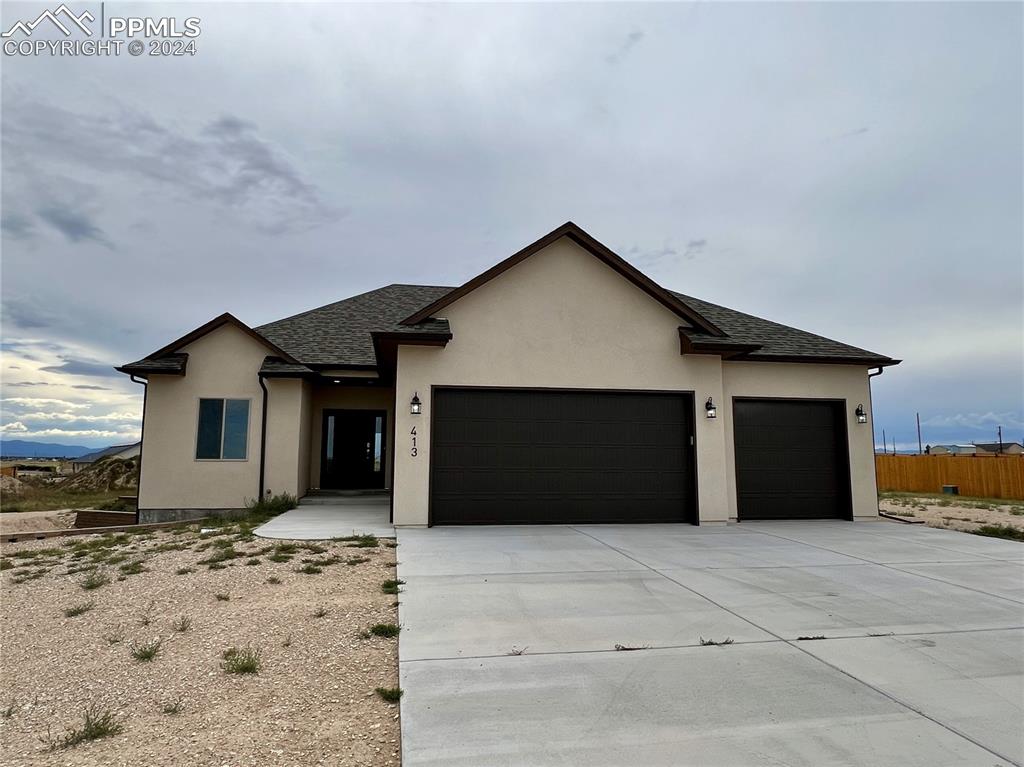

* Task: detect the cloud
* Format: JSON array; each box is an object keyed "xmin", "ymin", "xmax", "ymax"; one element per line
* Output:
[
  {"xmin": 3, "ymin": 98, "xmax": 343, "ymax": 235},
  {"xmin": 37, "ymin": 203, "xmax": 112, "ymax": 246},
  {"xmin": 606, "ymin": 30, "xmax": 645, "ymax": 65},
  {"xmin": 0, "ymin": 212, "xmax": 34, "ymax": 239},
  {"xmin": 921, "ymin": 411, "xmax": 1023, "ymax": 431},
  {"xmin": 683, "ymin": 239, "xmax": 707, "ymax": 260},
  {"xmin": 39, "ymin": 357, "xmax": 121, "ymax": 378}
]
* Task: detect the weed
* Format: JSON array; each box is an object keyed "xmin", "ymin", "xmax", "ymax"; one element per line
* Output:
[
  {"xmin": 0, "ymin": 559, "xmax": 14, "ymax": 571},
  {"xmin": 245, "ymin": 558, "xmax": 261, "ymax": 566},
  {"xmin": 172, "ymin": 616, "xmax": 192, "ymax": 633},
  {"xmin": 268, "ymin": 552, "xmax": 293, "ymax": 563},
  {"xmin": 214, "ymin": 593, "xmax": 230, "ymax": 601},
  {"xmin": 296, "ymin": 563, "xmax": 323, "ymax": 575},
  {"xmin": 175, "ymin": 567, "xmax": 194, "ymax": 575},
  {"xmin": 119, "ymin": 560, "xmax": 147, "ymax": 576},
  {"xmin": 2, "ymin": 700, "xmax": 16, "ymax": 718},
  {"xmin": 105, "ymin": 629, "xmax": 125, "ymax": 645},
  {"xmin": 41, "ymin": 705, "xmax": 123, "ymax": 750},
  {"xmin": 266, "ymin": 576, "xmax": 282, "ymax": 585},
  {"xmin": 358, "ymin": 630, "xmax": 371, "ymax": 639},
  {"xmin": 381, "ymin": 579, "xmax": 405, "ymax": 594},
  {"xmin": 385, "ymin": 541, "xmax": 398, "ymax": 549},
  {"xmin": 221, "ymin": 646, "xmax": 261, "ymax": 674},
  {"xmin": 867, "ymin": 632, "xmax": 895, "ymax": 637},
  {"xmin": 129, "ymin": 638, "xmax": 162, "ymax": 662},
  {"xmin": 507, "ymin": 646, "xmax": 528, "ymax": 655},
  {"xmin": 63, "ymin": 601, "xmax": 96, "ymax": 618},
  {"xmin": 972, "ymin": 525, "xmax": 1024, "ymax": 542},
  {"xmin": 313, "ymin": 606, "xmax": 329, "ymax": 618},
  {"xmin": 699, "ymin": 637, "xmax": 734, "ymax": 646},
  {"xmin": 374, "ymin": 687, "xmax": 403, "ymax": 703},
  {"xmin": 245, "ymin": 492, "xmax": 298, "ymax": 516},
  {"xmin": 369, "ymin": 623, "xmax": 400, "ymax": 638},
  {"xmin": 335, "ymin": 534, "xmax": 379, "ymax": 549},
  {"xmin": 198, "ymin": 546, "xmax": 243, "ymax": 565},
  {"xmin": 614, "ymin": 643, "xmax": 651, "ymax": 651},
  {"xmin": 207, "ymin": 562, "xmax": 228, "ymax": 570},
  {"xmin": 81, "ymin": 570, "xmax": 110, "ymax": 591},
  {"xmin": 139, "ymin": 601, "xmax": 155, "ymax": 627},
  {"xmin": 282, "ymin": 634, "xmax": 292, "ymax": 647},
  {"xmin": 796, "ymin": 635, "xmax": 827, "ymax": 641},
  {"xmin": 159, "ymin": 696, "xmax": 183, "ymax": 715},
  {"xmin": 345, "ymin": 556, "xmax": 370, "ymax": 566}
]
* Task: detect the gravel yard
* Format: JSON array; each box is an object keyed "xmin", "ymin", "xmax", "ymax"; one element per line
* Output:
[
  {"xmin": 879, "ymin": 492, "xmax": 1024, "ymax": 536},
  {"xmin": 0, "ymin": 522, "xmax": 401, "ymax": 766}
]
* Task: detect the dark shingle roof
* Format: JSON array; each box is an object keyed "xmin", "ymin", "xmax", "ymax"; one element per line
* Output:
[
  {"xmin": 672, "ymin": 292, "xmax": 895, "ymax": 364},
  {"xmin": 255, "ymin": 285, "xmax": 454, "ymax": 367},
  {"xmin": 116, "ymin": 353, "xmax": 188, "ymax": 376},
  {"xmin": 258, "ymin": 357, "xmax": 315, "ymax": 376}
]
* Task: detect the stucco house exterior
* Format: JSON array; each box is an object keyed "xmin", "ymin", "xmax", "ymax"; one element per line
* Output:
[{"xmin": 118, "ymin": 223, "xmax": 899, "ymax": 526}]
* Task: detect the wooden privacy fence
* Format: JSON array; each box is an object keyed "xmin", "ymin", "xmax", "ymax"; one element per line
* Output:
[{"xmin": 875, "ymin": 454, "xmax": 1024, "ymax": 499}]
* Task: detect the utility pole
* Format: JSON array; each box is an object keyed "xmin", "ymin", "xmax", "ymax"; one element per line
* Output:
[
  {"xmin": 916, "ymin": 413, "xmax": 923, "ymax": 455},
  {"xmin": 998, "ymin": 425, "xmax": 1003, "ymax": 454}
]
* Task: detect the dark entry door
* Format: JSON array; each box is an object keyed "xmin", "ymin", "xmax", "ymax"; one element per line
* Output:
[
  {"xmin": 430, "ymin": 388, "xmax": 695, "ymax": 525},
  {"xmin": 321, "ymin": 410, "xmax": 386, "ymax": 490},
  {"xmin": 733, "ymin": 399, "xmax": 851, "ymax": 520}
]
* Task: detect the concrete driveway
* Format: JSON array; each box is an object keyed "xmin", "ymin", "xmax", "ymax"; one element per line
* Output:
[{"xmin": 396, "ymin": 521, "xmax": 1024, "ymax": 766}]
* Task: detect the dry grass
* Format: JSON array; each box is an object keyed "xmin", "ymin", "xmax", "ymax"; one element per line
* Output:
[
  {"xmin": 879, "ymin": 493, "xmax": 1024, "ymax": 537},
  {"xmin": 0, "ymin": 521, "xmax": 400, "ymax": 766}
]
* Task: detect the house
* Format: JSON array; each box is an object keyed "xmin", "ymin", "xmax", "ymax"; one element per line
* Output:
[
  {"xmin": 117, "ymin": 222, "xmax": 898, "ymax": 525},
  {"xmin": 69, "ymin": 443, "xmax": 142, "ymax": 473},
  {"xmin": 974, "ymin": 442, "xmax": 1024, "ymax": 456},
  {"xmin": 927, "ymin": 444, "xmax": 978, "ymax": 456}
]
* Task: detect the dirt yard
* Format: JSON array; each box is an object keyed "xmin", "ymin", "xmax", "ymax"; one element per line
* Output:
[
  {"xmin": 0, "ymin": 522, "xmax": 401, "ymax": 766},
  {"xmin": 0, "ymin": 510, "xmax": 77, "ymax": 535},
  {"xmin": 879, "ymin": 492, "xmax": 1024, "ymax": 536}
]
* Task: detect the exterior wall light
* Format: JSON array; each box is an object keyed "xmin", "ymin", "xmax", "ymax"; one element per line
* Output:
[
  {"xmin": 855, "ymin": 404, "xmax": 867, "ymax": 424},
  {"xmin": 705, "ymin": 397, "xmax": 717, "ymax": 419},
  {"xmin": 410, "ymin": 392, "xmax": 422, "ymax": 416}
]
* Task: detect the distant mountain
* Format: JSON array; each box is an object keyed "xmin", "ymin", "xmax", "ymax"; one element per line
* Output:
[{"xmin": 0, "ymin": 440, "xmax": 99, "ymax": 458}]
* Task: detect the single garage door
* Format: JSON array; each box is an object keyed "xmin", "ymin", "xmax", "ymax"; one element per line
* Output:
[
  {"xmin": 733, "ymin": 399, "xmax": 851, "ymax": 520},
  {"xmin": 430, "ymin": 388, "xmax": 695, "ymax": 525}
]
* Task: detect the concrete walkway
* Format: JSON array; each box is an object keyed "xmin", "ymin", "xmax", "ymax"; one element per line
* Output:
[
  {"xmin": 396, "ymin": 520, "xmax": 1024, "ymax": 766},
  {"xmin": 253, "ymin": 496, "xmax": 394, "ymax": 539}
]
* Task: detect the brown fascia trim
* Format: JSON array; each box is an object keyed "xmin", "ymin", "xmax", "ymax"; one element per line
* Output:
[
  {"xmin": 399, "ymin": 222, "xmax": 725, "ymax": 337},
  {"xmin": 143, "ymin": 312, "xmax": 301, "ymax": 364},
  {"xmin": 678, "ymin": 330, "xmax": 762, "ymax": 360},
  {"xmin": 371, "ymin": 331, "xmax": 452, "ymax": 354},
  {"xmin": 741, "ymin": 354, "xmax": 902, "ymax": 367}
]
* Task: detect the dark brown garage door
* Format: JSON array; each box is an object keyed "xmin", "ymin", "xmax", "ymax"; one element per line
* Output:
[
  {"xmin": 430, "ymin": 389, "xmax": 695, "ymax": 525},
  {"xmin": 733, "ymin": 399, "xmax": 851, "ymax": 520}
]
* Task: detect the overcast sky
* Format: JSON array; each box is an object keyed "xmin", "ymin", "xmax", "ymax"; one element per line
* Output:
[{"xmin": 1, "ymin": 1, "xmax": 1021, "ymax": 450}]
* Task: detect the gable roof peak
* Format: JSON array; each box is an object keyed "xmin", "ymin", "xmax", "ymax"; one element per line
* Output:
[{"xmin": 399, "ymin": 221, "xmax": 725, "ymax": 335}]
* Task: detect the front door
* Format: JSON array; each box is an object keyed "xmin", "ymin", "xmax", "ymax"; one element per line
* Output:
[{"xmin": 321, "ymin": 409, "xmax": 387, "ymax": 490}]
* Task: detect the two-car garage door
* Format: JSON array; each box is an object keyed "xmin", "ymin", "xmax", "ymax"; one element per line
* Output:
[{"xmin": 430, "ymin": 388, "xmax": 696, "ymax": 524}]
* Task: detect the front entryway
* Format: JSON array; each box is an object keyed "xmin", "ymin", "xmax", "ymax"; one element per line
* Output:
[
  {"xmin": 429, "ymin": 388, "xmax": 696, "ymax": 524},
  {"xmin": 320, "ymin": 409, "xmax": 387, "ymax": 489}
]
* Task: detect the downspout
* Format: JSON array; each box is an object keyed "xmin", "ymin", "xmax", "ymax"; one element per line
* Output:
[
  {"xmin": 129, "ymin": 375, "xmax": 148, "ymax": 524},
  {"xmin": 868, "ymin": 366, "xmax": 885, "ymax": 513},
  {"xmin": 258, "ymin": 375, "xmax": 269, "ymax": 501}
]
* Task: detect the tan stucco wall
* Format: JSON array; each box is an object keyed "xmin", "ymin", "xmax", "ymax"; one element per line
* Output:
[
  {"xmin": 308, "ymin": 387, "xmax": 394, "ymax": 489},
  {"xmin": 264, "ymin": 378, "xmax": 312, "ymax": 499},
  {"xmin": 721, "ymin": 362, "xmax": 877, "ymax": 520},
  {"xmin": 393, "ymin": 237, "xmax": 730, "ymax": 526},
  {"xmin": 139, "ymin": 324, "xmax": 267, "ymax": 510}
]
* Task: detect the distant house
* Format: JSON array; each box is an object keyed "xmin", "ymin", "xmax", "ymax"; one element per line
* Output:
[
  {"xmin": 70, "ymin": 443, "xmax": 141, "ymax": 473},
  {"xmin": 974, "ymin": 442, "xmax": 1024, "ymax": 456},
  {"xmin": 927, "ymin": 444, "xmax": 977, "ymax": 456}
]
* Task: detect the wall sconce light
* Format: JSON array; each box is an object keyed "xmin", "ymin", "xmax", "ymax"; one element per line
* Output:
[
  {"xmin": 855, "ymin": 404, "xmax": 867, "ymax": 424},
  {"xmin": 705, "ymin": 397, "xmax": 717, "ymax": 419},
  {"xmin": 410, "ymin": 392, "xmax": 422, "ymax": 416}
]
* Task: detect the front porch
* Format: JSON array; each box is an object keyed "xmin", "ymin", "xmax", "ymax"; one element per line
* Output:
[{"xmin": 254, "ymin": 492, "xmax": 394, "ymax": 540}]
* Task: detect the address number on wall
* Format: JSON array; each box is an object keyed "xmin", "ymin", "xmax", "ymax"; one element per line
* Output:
[{"xmin": 410, "ymin": 426, "xmax": 418, "ymax": 457}]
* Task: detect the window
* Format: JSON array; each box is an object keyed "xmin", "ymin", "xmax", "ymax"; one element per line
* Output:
[{"xmin": 196, "ymin": 398, "xmax": 250, "ymax": 460}]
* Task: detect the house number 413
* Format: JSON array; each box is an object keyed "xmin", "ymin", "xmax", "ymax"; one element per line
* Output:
[{"xmin": 410, "ymin": 427, "xmax": 418, "ymax": 457}]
